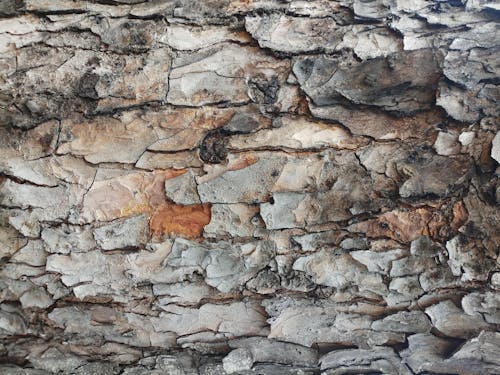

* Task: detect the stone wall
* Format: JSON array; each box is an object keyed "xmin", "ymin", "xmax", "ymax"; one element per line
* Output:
[{"xmin": 1, "ymin": 0, "xmax": 499, "ymax": 374}]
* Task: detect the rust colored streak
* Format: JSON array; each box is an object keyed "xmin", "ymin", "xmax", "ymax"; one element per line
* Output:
[
  {"xmin": 451, "ymin": 201, "xmax": 468, "ymax": 231},
  {"xmin": 150, "ymin": 202, "xmax": 212, "ymax": 238},
  {"xmin": 229, "ymin": 153, "xmax": 258, "ymax": 171}
]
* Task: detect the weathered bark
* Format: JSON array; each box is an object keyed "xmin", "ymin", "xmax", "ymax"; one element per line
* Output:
[{"xmin": 0, "ymin": 0, "xmax": 499, "ymax": 374}]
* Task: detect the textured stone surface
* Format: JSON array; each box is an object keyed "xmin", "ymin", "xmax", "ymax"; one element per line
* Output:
[
  {"xmin": 426, "ymin": 300, "xmax": 491, "ymax": 339},
  {"xmin": 320, "ymin": 347, "xmax": 413, "ymax": 374},
  {"xmin": 204, "ymin": 204, "xmax": 260, "ymax": 238},
  {"xmin": 93, "ymin": 215, "xmax": 149, "ymax": 251},
  {"xmin": 245, "ymin": 14, "xmax": 343, "ymax": 54},
  {"xmin": 401, "ymin": 331, "xmax": 500, "ymax": 375},
  {"xmin": 1, "ymin": 1, "xmax": 499, "ymax": 374},
  {"xmin": 228, "ymin": 116, "xmax": 362, "ymax": 150},
  {"xmin": 229, "ymin": 337, "xmax": 318, "ymax": 367},
  {"xmin": 167, "ymin": 44, "xmax": 289, "ymax": 107},
  {"xmin": 294, "ymin": 49, "xmax": 440, "ymax": 114},
  {"xmin": 164, "ymin": 170, "xmax": 201, "ymax": 205},
  {"xmin": 222, "ymin": 348, "xmax": 253, "ymax": 374},
  {"xmin": 492, "ymin": 132, "xmax": 500, "ymax": 164}
]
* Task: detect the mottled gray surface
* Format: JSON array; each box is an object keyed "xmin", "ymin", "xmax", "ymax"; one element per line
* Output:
[{"xmin": 0, "ymin": 0, "xmax": 499, "ymax": 374}]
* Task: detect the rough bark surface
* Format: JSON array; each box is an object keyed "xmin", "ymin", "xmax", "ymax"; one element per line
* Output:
[{"xmin": 1, "ymin": 0, "xmax": 499, "ymax": 374}]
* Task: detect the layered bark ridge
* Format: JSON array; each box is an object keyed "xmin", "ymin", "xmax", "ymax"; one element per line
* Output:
[{"xmin": 1, "ymin": 1, "xmax": 499, "ymax": 374}]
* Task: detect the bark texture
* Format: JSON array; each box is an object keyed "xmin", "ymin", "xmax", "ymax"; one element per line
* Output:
[{"xmin": 1, "ymin": 0, "xmax": 499, "ymax": 374}]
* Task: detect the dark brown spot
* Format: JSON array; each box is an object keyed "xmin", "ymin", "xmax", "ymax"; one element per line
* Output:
[{"xmin": 199, "ymin": 129, "xmax": 228, "ymax": 164}]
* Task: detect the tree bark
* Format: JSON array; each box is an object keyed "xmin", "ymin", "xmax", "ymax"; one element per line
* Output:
[{"xmin": 1, "ymin": 0, "xmax": 499, "ymax": 374}]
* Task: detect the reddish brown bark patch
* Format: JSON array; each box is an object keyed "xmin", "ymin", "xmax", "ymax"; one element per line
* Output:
[
  {"xmin": 349, "ymin": 207, "xmax": 452, "ymax": 243},
  {"xmin": 150, "ymin": 202, "xmax": 211, "ymax": 238},
  {"xmin": 451, "ymin": 201, "xmax": 468, "ymax": 231}
]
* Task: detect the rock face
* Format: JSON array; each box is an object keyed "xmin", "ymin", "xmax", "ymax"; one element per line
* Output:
[{"xmin": 1, "ymin": 1, "xmax": 499, "ymax": 374}]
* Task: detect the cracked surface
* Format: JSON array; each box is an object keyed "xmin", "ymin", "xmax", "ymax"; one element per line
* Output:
[{"xmin": 0, "ymin": 0, "xmax": 499, "ymax": 374}]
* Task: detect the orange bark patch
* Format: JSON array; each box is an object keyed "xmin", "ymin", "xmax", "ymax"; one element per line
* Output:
[
  {"xmin": 150, "ymin": 202, "xmax": 211, "ymax": 238},
  {"xmin": 82, "ymin": 168, "xmax": 213, "ymax": 239},
  {"xmin": 379, "ymin": 209, "xmax": 432, "ymax": 243},
  {"xmin": 229, "ymin": 153, "xmax": 258, "ymax": 171}
]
